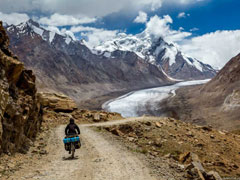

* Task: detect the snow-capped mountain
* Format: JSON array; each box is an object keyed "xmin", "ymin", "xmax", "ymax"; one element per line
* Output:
[
  {"xmin": 5, "ymin": 19, "xmax": 76, "ymax": 46},
  {"xmin": 4, "ymin": 19, "xmax": 172, "ymax": 105},
  {"xmin": 92, "ymin": 31, "xmax": 216, "ymax": 80},
  {"xmin": 5, "ymin": 19, "xmax": 216, "ymax": 80}
]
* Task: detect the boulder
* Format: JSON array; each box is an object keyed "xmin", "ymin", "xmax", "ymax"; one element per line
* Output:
[
  {"xmin": 110, "ymin": 128, "xmax": 125, "ymax": 136},
  {"xmin": 93, "ymin": 113, "xmax": 101, "ymax": 122},
  {"xmin": 155, "ymin": 122, "xmax": 162, "ymax": 128},
  {"xmin": 179, "ymin": 152, "xmax": 200, "ymax": 164},
  {"xmin": 206, "ymin": 171, "xmax": 222, "ymax": 180},
  {"xmin": 39, "ymin": 92, "xmax": 77, "ymax": 112},
  {"xmin": 181, "ymin": 152, "xmax": 223, "ymax": 180}
]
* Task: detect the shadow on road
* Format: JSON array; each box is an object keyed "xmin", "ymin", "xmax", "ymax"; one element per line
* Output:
[{"xmin": 62, "ymin": 156, "xmax": 79, "ymax": 161}]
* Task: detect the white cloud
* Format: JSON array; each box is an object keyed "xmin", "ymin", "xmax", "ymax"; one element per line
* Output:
[
  {"xmin": 179, "ymin": 27, "xmax": 184, "ymax": 31},
  {"xmin": 169, "ymin": 0, "xmax": 204, "ymax": 4},
  {"xmin": 145, "ymin": 15, "xmax": 192, "ymax": 43},
  {"xmin": 136, "ymin": 0, "xmax": 162, "ymax": 11},
  {"xmin": 38, "ymin": 13, "xmax": 96, "ymax": 26},
  {"xmin": 134, "ymin": 11, "xmax": 148, "ymax": 24},
  {"xmin": 70, "ymin": 26, "xmax": 120, "ymax": 48},
  {"xmin": 190, "ymin": 27, "xmax": 199, "ymax": 32},
  {"xmin": 177, "ymin": 12, "xmax": 190, "ymax": 18},
  {"xmin": 0, "ymin": 12, "xmax": 29, "ymax": 25},
  {"xmin": 71, "ymin": 14, "xmax": 192, "ymax": 48},
  {"xmin": 178, "ymin": 12, "xmax": 186, "ymax": 18},
  {"xmin": 180, "ymin": 30, "xmax": 240, "ymax": 69},
  {"xmin": 0, "ymin": 0, "xmax": 162, "ymax": 17},
  {"xmin": 44, "ymin": 26, "xmax": 62, "ymax": 34},
  {"xmin": 178, "ymin": 12, "xmax": 185, "ymax": 18},
  {"xmin": 0, "ymin": 0, "xmax": 205, "ymax": 17}
]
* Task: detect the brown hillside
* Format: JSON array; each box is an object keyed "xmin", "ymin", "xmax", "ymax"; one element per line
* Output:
[{"xmin": 160, "ymin": 53, "xmax": 240, "ymax": 130}]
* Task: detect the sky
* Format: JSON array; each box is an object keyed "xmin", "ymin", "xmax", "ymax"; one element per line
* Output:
[{"xmin": 0, "ymin": 0, "xmax": 240, "ymax": 69}]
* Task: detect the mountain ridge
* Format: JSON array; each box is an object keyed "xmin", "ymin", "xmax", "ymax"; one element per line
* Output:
[
  {"xmin": 91, "ymin": 30, "xmax": 216, "ymax": 80},
  {"xmin": 5, "ymin": 19, "xmax": 173, "ymax": 107},
  {"xmin": 5, "ymin": 19, "xmax": 216, "ymax": 81}
]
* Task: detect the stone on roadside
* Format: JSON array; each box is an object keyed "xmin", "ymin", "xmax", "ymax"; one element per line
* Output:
[
  {"xmin": 206, "ymin": 171, "xmax": 223, "ymax": 180},
  {"xmin": 155, "ymin": 122, "xmax": 162, "ymax": 128}
]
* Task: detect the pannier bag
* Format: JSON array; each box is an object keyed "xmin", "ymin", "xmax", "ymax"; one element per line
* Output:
[
  {"xmin": 63, "ymin": 136, "xmax": 80, "ymax": 143},
  {"xmin": 63, "ymin": 136, "xmax": 81, "ymax": 150}
]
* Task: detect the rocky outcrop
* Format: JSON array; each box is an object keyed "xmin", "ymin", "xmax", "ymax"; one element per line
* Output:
[
  {"xmin": 180, "ymin": 152, "xmax": 222, "ymax": 180},
  {"xmin": 38, "ymin": 92, "xmax": 122, "ymax": 128},
  {"xmin": 39, "ymin": 92, "xmax": 77, "ymax": 113},
  {"xmin": 0, "ymin": 21, "xmax": 42, "ymax": 154}
]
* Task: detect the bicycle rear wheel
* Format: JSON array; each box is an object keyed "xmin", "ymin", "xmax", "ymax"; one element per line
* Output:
[{"xmin": 71, "ymin": 143, "xmax": 75, "ymax": 159}]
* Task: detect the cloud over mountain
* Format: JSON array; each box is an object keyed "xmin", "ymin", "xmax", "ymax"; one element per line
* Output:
[
  {"xmin": 38, "ymin": 13, "xmax": 96, "ymax": 26},
  {"xmin": 180, "ymin": 30, "xmax": 240, "ymax": 69},
  {"xmin": 0, "ymin": 12, "xmax": 29, "ymax": 25},
  {"xmin": 134, "ymin": 11, "xmax": 148, "ymax": 24}
]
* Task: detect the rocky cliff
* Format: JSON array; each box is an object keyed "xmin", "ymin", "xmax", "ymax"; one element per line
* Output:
[{"xmin": 0, "ymin": 21, "xmax": 42, "ymax": 154}]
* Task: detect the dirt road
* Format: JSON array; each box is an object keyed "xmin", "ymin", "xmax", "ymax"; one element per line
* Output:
[{"xmin": 8, "ymin": 118, "xmax": 157, "ymax": 180}]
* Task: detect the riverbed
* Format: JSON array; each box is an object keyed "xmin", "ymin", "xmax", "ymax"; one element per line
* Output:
[{"xmin": 102, "ymin": 79, "xmax": 210, "ymax": 118}]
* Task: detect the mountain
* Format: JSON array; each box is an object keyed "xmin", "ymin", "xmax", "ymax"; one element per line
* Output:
[
  {"xmin": 4, "ymin": 20, "xmax": 172, "ymax": 107},
  {"xmin": 0, "ymin": 21, "xmax": 42, "ymax": 154},
  {"xmin": 92, "ymin": 32, "xmax": 216, "ymax": 80},
  {"xmin": 159, "ymin": 53, "xmax": 240, "ymax": 130}
]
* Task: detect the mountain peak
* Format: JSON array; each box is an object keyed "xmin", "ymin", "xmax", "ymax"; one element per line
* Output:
[
  {"xmin": 27, "ymin": 19, "xmax": 40, "ymax": 28},
  {"xmin": 92, "ymin": 31, "xmax": 216, "ymax": 80},
  {"xmin": 6, "ymin": 20, "xmax": 77, "ymax": 45}
]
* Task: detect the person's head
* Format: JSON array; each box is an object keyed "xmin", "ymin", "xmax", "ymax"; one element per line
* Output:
[{"xmin": 70, "ymin": 118, "xmax": 74, "ymax": 124}]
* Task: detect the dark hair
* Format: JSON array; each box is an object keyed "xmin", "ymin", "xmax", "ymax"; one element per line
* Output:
[{"xmin": 70, "ymin": 118, "xmax": 74, "ymax": 124}]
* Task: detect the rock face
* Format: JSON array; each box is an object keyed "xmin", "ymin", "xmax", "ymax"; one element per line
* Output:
[
  {"xmin": 201, "ymin": 53, "xmax": 240, "ymax": 105},
  {"xmin": 5, "ymin": 20, "xmax": 172, "ymax": 106},
  {"xmin": 0, "ymin": 21, "xmax": 42, "ymax": 154}
]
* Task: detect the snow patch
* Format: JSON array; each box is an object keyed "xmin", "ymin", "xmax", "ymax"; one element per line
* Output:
[
  {"xmin": 31, "ymin": 25, "xmax": 44, "ymax": 36},
  {"xmin": 159, "ymin": 46, "xmax": 178, "ymax": 66},
  {"xmin": 103, "ymin": 51, "xmax": 111, "ymax": 58},
  {"xmin": 192, "ymin": 60, "xmax": 203, "ymax": 72},
  {"xmin": 65, "ymin": 36, "xmax": 71, "ymax": 45},
  {"xmin": 182, "ymin": 53, "xmax": 203, "ymax": 72},
  {"xmin": 161, "ymin": 67, "xmax": 182, "ymax": 82},
  {"xmin": 49, "ymin": 31, "xmax": 55, "ymax": 43}
]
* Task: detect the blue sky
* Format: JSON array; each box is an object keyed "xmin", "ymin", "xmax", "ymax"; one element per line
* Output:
[
  {"xmin": 97, "ymin": 0, "xmax": 240, "ymax": 35},
  {"xmin": 0, "ymin": 0, "xmax": 240, "ymax": 68}
]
